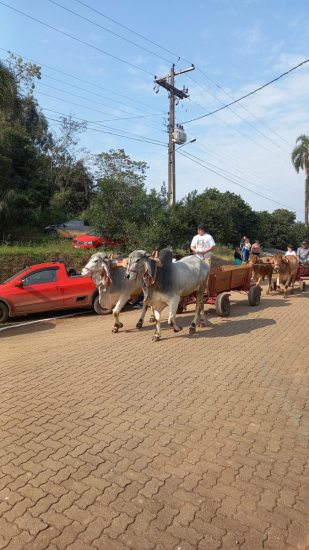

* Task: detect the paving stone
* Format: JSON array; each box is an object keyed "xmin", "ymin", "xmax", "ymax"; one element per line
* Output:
[{"xmin": 0, "ymin": 291, "xmax": 308, "ymax": 549}]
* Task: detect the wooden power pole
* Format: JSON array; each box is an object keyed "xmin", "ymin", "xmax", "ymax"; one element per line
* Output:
[{"xmin": 154, "ymin": 64, "xmax": 194, "ymax": 207}]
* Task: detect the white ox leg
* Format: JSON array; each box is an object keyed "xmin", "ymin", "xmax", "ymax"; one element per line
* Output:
[
  {"xmin": 167, "ymin": 296, "xmax": 182, "ymax": 332},
  {"xmin": 190, "ymin": 288, "xmax": 205, "ymax": 334},
  {"xmin": 136, "ymin": 304, "xmax": 149, "ymax": 329},
  {"xmin": 153, "ymin": 308, "xmax": 162, "ymax": 342},
  {"xmin": 112, "ymin": 294, "xmax": 130, "ymax": 333}
]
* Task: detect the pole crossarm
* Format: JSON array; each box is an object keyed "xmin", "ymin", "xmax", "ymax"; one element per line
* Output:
[{"xmin": 154, "ymin": 78, "xmax": 188, "ymax": 99}]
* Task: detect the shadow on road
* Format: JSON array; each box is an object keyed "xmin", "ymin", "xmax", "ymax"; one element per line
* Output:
[
  {"xmin": 123, "ymin": 314, "xmax": 276, "ymax": 340},
  {"xmin": 184, "ymin": 317, "xmax": 276, "ymax": 339},
  {"xmin": 0, "ymin": 321, "xmax": 56, "ymax": 338}
]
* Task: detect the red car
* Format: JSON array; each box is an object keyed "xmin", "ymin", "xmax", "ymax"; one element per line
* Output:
[
  {"xmin": 72, "ymin": 233, "xmax": 123, "ymax": 250},
  {"xmin": 0, "ymin": 262, "xmax": 103, "ymax": 323}
]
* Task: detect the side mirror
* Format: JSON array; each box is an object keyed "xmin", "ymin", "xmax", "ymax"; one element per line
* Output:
[{"xmin": 14, "ymin": 281, "xmax": 23, "ymax": 288}]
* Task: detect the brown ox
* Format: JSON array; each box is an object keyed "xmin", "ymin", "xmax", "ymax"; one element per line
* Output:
[
  {"xmin": 271, "ymin": 255, "xmax": 298, "ymax": 298},
  {"xmin": 248, "ymin": 255, "xmax": 274, "ymax": 294}
]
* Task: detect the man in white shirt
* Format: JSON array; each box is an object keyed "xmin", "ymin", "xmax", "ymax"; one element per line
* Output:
[{"xmin": 190, "ymin": 224, "xmax": 216, "ymax": 267}]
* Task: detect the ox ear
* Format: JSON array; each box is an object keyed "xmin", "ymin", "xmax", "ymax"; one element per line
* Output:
[
  {"xmin": 143, "ymin": 258, "xmax": 155, "ymax": 287},
  {"xmin": 282, "ymin": 256, "xmax": 289, "ymax": 264},
  {"xmin": 100, "ymin": 260, "xmax": 112, "ymax": 288}
]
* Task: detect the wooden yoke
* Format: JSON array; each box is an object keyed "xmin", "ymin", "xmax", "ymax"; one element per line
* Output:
[{"xmin": 109, "ymin": 248, "xmax": 161, "ymax": 270}]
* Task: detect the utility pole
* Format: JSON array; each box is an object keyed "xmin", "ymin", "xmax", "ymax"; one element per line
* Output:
[{"xmin": 154, "ymin": 64, "xmax": 194, "ymax": 207}]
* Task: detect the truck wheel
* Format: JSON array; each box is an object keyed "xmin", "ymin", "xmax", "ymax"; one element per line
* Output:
[
  {"xmin": 248, "ymin": 285, "xmax": 261, "ymax": 306},
  {"xmin": 93, "ymin": 296, "xmax": 112, "ymax": 315},
  {"xmin": 215, "ymin": 294, "xmax": 230, "ymax": 317},
  {"xmin": 0, "ymin": 302, "xmax": 9, "ymax": 323}
]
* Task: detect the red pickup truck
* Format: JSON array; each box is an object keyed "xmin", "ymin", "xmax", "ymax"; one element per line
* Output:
[{"xmin": 0, "ymin": 262, "xmax": 101, "ymax": 323}]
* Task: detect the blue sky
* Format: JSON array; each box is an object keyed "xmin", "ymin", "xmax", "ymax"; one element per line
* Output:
[{"xmin": 1, "ymin": 0, "xmax": 309, "ymax": 221}]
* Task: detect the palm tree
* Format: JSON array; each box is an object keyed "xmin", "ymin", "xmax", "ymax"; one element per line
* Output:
[{"xmin": 292, "ymin": 134, "xmax": 309, "ymax": 227}]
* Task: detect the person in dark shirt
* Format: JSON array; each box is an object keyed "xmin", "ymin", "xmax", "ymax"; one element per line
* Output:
[{"xmin": 234, "ymin": 246, "xmax": 242, "ymax": 265}]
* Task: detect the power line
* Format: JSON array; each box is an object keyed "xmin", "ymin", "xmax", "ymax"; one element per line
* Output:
[
  {"xmin": 182, "ymin": 59, "xmax": 309, "ymax": 124},
  {"xmin": 178, "ymin": 149, "xmax": 302, "ymax": 214},
  {"xmin": 187, "ymin": 98, "xmax": 288, "ymax": 163},
  {"xmin": 69, "ymin": 0, "xmax": 305, "ymax": 150},
  {"xmin": 32, "ymin": 86, "xmax": 166, "ymax": 135},
  {"xmin": 187, "ymin": 76, "xmax": 291, "ymax": 155},
  {"xmin": 41, "ymin": 108, "xmax": 167, "ymax": 146},
  {"xmin": 190, "ymin": 137, "xmax": 275, "ymax": 192},
  {"xmin": 36, "ymin": 81, "xmax": 163, "ymax": 124},
  {"xmin": 73, "ymin": 0, "xmax": 183, "ymax": 62},
  {"xmin": 186, "ymin": 145, "xmax": 280, "ymax": 197},
  {"xmin": 45, "ymin": 115, "xmax": 166, "ymax": 147},
  {"xmin": 195, "ymin": 68, "xmax": 294, "ymax": 149},
  {"xmin": 0, "ymin": 46, "xmax": 166, "ymax": 114},
  {"xmin": 0, "ymin": 1, "xmax": 154, "ymax": 76},
  {"xmin": 47, "ymin": 0, "xmax": 173, "ymax": 65}
]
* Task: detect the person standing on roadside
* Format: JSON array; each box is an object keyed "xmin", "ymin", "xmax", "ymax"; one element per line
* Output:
[
  {"xmin": 240, "ymin": 235, "xmax": 247, "ymax": 251},
  {"xmin": 251, "ymin": 239, "xmax": 261, "ymax": 256},
  {"xmin": 190, "ymin": 224, "xmax": 216, "ymax": 268},
  {"xmin": 242, "ymin": 237, "xmax": 251, "ymax": 263}
]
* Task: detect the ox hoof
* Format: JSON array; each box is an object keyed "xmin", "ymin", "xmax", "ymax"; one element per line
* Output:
[
  {"xmin": 189, "ymin": 326, "xmax": 196, "ymax": 335},
  {"xmin": 112, "ymin": 327, "xmax": 119, "ymax": 333},
  {"xmin": 152, "ymin": 335, "xmax": 161, "ymax": 342},
  {"xmin": 136, "ymin": 321, "xmax": 143, "ymax": 329},
  {"xmin": 199, "ymin": 320, "xmax": 207, "ymax": 327},
  {"xmin": 173, "ymin": 326, "xmax": 183, "ymax": 333}
]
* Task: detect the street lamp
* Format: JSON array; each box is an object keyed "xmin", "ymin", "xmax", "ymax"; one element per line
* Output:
[{"xmin": 175, "ymin": 138, "xmax": 196, "ymax": 151}]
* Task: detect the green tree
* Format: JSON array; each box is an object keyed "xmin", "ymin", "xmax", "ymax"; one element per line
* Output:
[
  {"xmin": 87, "ymin": 150, "xmax": 149, "ymax": 247},
  {"xmin": 181, "ymin": 188, "xmax": 256, "ymax": 246},
  {"xmin": 46, "ymin": 117, "xmax": 93, "ymax": 221},
  {"xmin": 268, "ymin": 209, "xmax": 296, "ymax": 249},
  {"xmin": 0, "ymin": 60, "xmax": 21, "ymax": 138},
  {"xmin": 292, "ymin": 134, "xmax": 309, "ymax": 227},
  {"xmin": 94, "ymin": 148, "xmax": 147, "ymax": 186}
]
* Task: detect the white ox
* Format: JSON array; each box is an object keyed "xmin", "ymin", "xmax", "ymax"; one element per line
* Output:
[
  {"xmin": 126, "ymin": 249, "xmax": 210, "ymax": 341},
  {"xmin": 81, "ymin": 253, "xmax": 151, "ymax": 332}
]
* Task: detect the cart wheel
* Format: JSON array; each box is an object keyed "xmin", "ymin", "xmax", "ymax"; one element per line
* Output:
[
  {"xmin": 271, "ymin": 280, "xmax": 277, "ymax": 291},
  {"xmin": 93, "ymin": 296, "xmax": 112, "ymax": 315},
  {"xmin": 248, "ymin": 285, "xmax": 261, "ymax": 306},
  {"xmin": 215, "ymin": 294, "xmax": 230, "ymax": 317},
  {"xmin": 300, "ymin": 281, "xmax": 306, "ymax": 292}
]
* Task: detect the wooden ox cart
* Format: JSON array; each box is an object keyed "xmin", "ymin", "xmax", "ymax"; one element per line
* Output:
[
  {"xmin": 178, "ymin": 263, "xmax": 261, "ymax": 317},
  {"xmin": 296, "ymin": 263, "xmax": 309, "ymax": 292}
]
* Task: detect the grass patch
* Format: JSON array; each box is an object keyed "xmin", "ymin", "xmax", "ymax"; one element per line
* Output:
[{"xmin": 0, "ymin": 240, "xmax": 234, "ymax": 283}]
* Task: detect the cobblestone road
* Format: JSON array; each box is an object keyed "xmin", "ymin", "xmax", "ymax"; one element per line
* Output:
[{"xmin": 1, "ymin": 288, "xmax": 308, "ymax": 549}]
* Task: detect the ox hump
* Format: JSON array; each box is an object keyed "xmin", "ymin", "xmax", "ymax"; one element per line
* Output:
[{"xmin": 159, "ymin": 248, "xmax": 174, "ymax": 265}]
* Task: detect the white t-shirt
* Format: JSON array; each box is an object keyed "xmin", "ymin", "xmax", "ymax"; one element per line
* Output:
[
  {"xmin": 285, "ymin": 250, "xmax": 296, "ymax": 256},
  {"xmin": 191, "ymin": 233, "xmax": 216, "ymax": 260}
]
